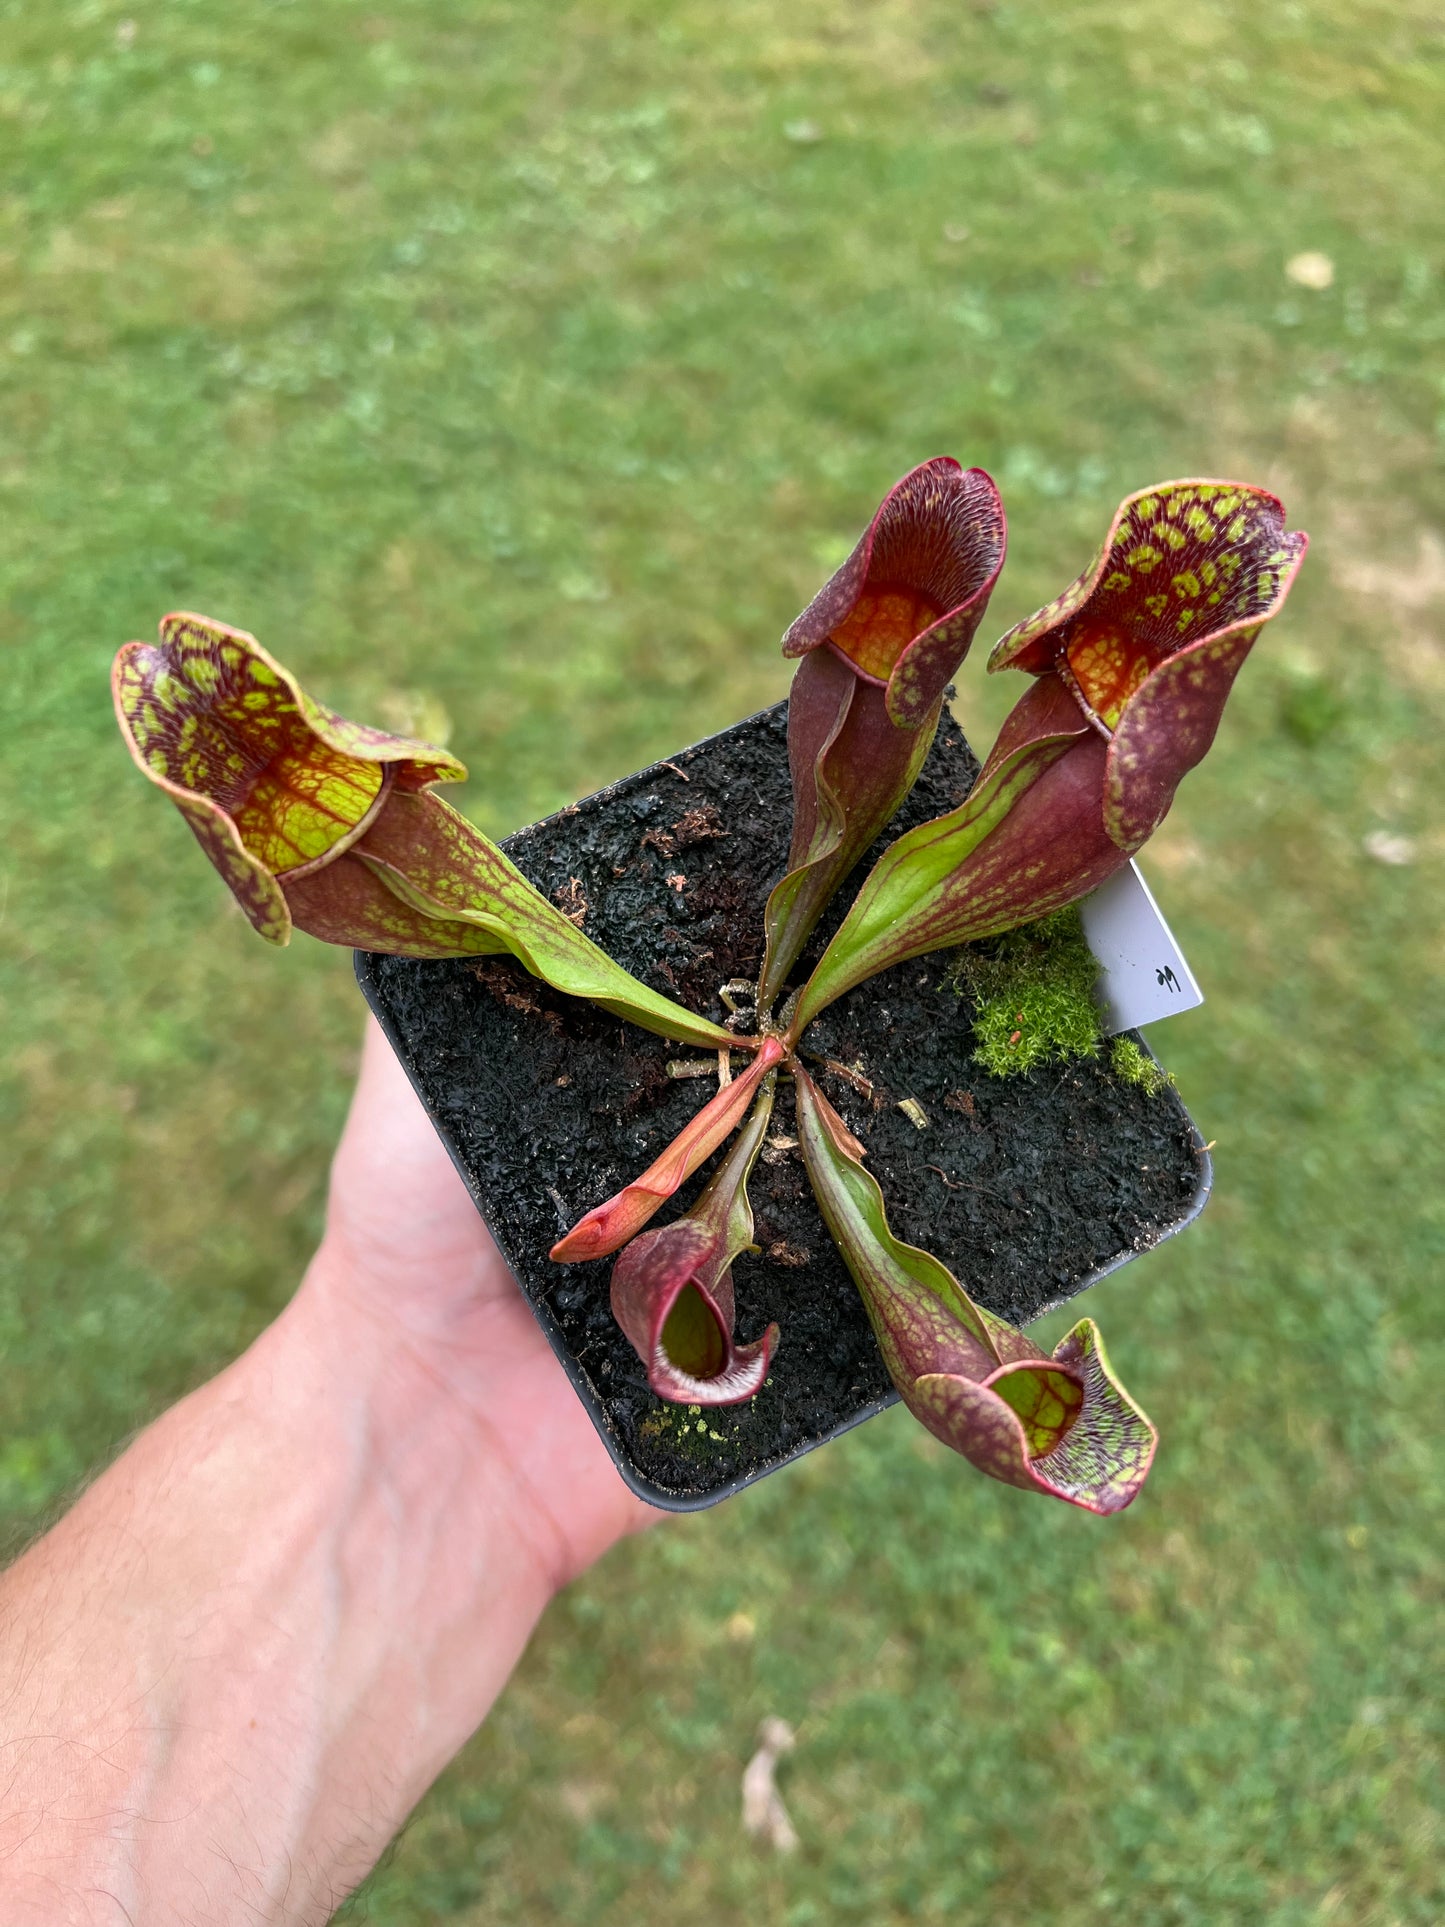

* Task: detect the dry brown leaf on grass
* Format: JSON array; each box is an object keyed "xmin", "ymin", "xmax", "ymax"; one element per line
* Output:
[{"xmin": 741, "ymin": 1717, "xmax": 798, "ymax": 1853}]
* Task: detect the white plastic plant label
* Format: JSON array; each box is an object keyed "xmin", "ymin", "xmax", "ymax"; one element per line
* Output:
[{"xmin": 1078, "ymin": 861, "xmax": 1203, "ymax": 1035}]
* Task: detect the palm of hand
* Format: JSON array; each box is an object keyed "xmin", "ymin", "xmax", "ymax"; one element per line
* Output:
[{"xmin": 314, "ymin": 1018, "xmax": 657, "ymax": 1588}]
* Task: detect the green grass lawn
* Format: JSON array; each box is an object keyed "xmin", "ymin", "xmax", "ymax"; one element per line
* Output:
[{"xmin": 3, "ymin": 1, "xmax": 1443, "ymax": 1919}]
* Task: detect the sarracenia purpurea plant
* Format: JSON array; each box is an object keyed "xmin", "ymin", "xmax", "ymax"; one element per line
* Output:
[{"xmin": 114, "ymin": 460, "xmax": 1306, "ymax": 1513}]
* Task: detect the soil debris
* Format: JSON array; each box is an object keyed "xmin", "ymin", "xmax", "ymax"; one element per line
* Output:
[
  {"xmin": 761, "ymin": 1133, "xmax": 800, "ymax": 1165},
  {"xmin": 766, "ymin": 1241, "xmax": 811, "ymax": 1268},
  {"xmin": 642, "ymin": 803, "xmax": 727, "ymax": 857},
  {"xmin": 672, "ymin": 803, "xmax": 727, "ymax": 848},
  {"xmin": 553, "ymin": 877, "xmax": 588, "ymax": 926},
  {"xmin": 467, "ymin": 960, "xmax": 564, "ymax": 1031}
]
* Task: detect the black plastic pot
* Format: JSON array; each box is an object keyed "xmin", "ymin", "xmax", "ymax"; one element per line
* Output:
[{"xmin": 356, "ymin": 702, "xmax": 1212, "ymax": 1511}]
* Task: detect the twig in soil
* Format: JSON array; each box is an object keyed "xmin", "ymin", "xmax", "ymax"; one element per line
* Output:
[
  {"xmin": 924, "ymin": 1165, "xmax": 1031, "ymax": 1212},
  {"xmin": 545, "ymin": 1185, "xmax": 570, "ymax": 1228},
  {"xmin": 803, "ymin": 1051, "xmax": 875, "ymax": 1098},
  {"xmin": 661, "ymin": 760, "xmax": 690, "ymax": 782}
]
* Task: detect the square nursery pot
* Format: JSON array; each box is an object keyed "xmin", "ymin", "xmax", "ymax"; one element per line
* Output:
[{"xmin": 356, "ymin": 702, "xmax": 1213, "ymax": 1511}]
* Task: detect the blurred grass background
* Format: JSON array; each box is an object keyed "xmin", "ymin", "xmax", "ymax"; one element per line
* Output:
[{"xmin": 2, "ymin": 0, "xmax": 1443, "ymax": 1920}]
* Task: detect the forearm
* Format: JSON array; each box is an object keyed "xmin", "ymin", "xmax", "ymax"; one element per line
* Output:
[{"xmin": 0, "ymin": 1261, "xmax": 553, "ymax": 1925}]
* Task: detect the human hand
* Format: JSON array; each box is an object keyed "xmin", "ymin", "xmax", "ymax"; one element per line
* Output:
[
  {"xmin": 304, "ymin": 1015, "xmax": 658, "ymax": 1592},
  {"xmin": 0, "ymin": 1017, "xmax": 657, "ymax": 1925}
]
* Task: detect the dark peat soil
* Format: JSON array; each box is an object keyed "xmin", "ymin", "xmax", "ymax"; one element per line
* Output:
[{"xmin": 357, "ymin": 701, "xmax": 1206, "ymax": 1506}]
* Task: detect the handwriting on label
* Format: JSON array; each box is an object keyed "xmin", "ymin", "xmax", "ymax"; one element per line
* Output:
[{"xmin": 1078, "ymin": 863, "xmax": 1204, "ymax": 1035}]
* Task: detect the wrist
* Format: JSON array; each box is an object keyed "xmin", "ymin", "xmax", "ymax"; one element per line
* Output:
[
  {"xmin": 297, "ymin": 1217, "xmax": 654, "ymax": 1593},
  {"xmin": 264, "ymin": 1250, "xmax": 564, "ymax": 1612},
  {"xmin": 0, "ymin": 1254, "xmax": 558, "ymax": 1924}
]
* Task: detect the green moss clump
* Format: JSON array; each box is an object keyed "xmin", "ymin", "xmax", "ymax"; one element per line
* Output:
[
  {"xmin": 949, "ymin": 907, "xmax": 1104, "ymax": 1077},
  {"xmin": 1109, "ymin": 1035, "xmax": 1173, "ymax": 1097}
]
